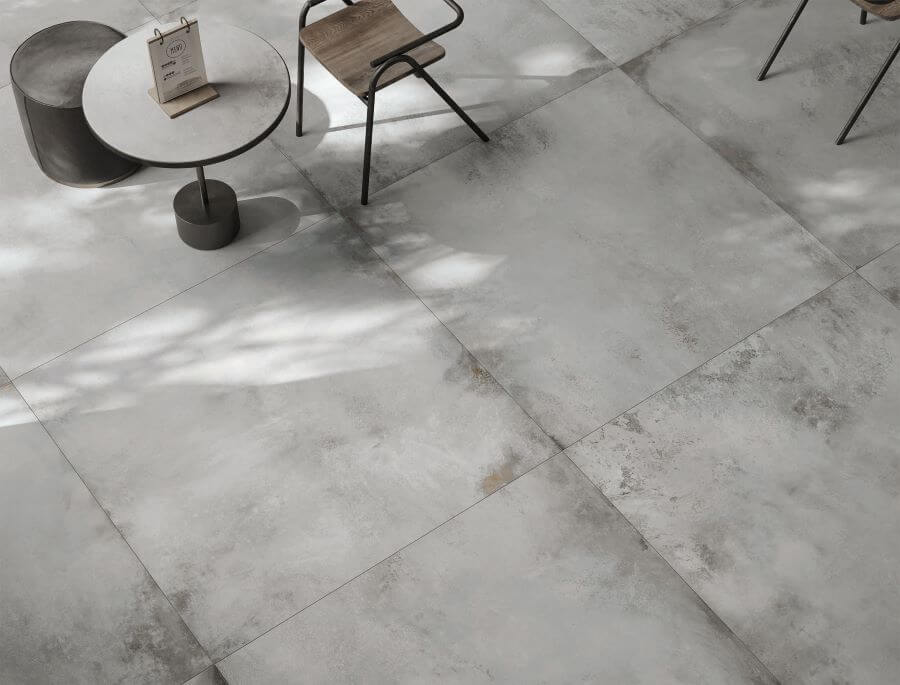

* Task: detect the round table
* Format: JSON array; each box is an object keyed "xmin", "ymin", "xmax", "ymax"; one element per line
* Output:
[{"xmin": 83, "ymin": 23, "xmax": 290, "ymax": 249}]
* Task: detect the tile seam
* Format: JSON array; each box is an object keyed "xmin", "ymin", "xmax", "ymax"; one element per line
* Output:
[{"xmin": 8, "ymin": 381, "xmax": 215, "ymax": 676}]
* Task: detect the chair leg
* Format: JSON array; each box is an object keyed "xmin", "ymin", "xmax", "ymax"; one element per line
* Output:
[
  {"xmin": 416, "ymin": 70, "xmax": 489, "ymax": 142},
  {"xmin": 860, "ymin": 9, "xmax": 868, "ymax": 24},
  {"xmin": 758, "ymin": 0, "xmax": 810, "ymax": 81},
  {"xmin": 298, "ymin": 0, "xmax": 354, "ymax": 137},
  {"xmin": 296, "ymin": 42, "xmax": 306, "ymax": 137},
  {"xmin": 358, "ymin": 54, "xmax": 489, "ymax": 205},
  {"xmin": 361, "ymin": 91, "xmax": 376, "ymax": 205},
  {"xmin": 836, "ymin": 37, "xmax": 900, "ymax": 145}
]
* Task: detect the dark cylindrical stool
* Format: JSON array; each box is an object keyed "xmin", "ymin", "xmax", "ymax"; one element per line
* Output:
[{"xmin": 10, "ymin": 22, "xmax": 140, "ymax": 187}]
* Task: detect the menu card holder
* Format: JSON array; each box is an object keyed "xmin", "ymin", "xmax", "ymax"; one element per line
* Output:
[{"xmin": 147, "ymin": 17, "xmax": 219, "ymax": 118}]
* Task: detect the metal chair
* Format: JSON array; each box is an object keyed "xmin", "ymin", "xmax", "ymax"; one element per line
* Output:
[
  {"xmin": 296, "ymin": 0, "xmax": 489, "ymax": 204},
  {"xmin": 758, "ymin": 0, "xmax": 900, "ymax": 144}
]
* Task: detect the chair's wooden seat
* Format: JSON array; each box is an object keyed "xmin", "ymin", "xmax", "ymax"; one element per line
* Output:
[
  {"xmin": 300, "ymin": 0, "xmax": 446, "ymax": 97},
  {"xmin": 851, "ymin": 0, "xmax": 900, "ymax": 20}
]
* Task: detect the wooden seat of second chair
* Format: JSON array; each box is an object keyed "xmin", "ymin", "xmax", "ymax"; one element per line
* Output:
[
  {"xmin": 300, "ymin": 0, "xmax": 446, "ymax": 97},
  {"xmin": 852, "ymin": 0, "xmax": 900, "ymax": 20}
]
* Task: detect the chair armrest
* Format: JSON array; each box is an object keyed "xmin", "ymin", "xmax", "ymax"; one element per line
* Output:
[
  {"xmin": 300, "ymin": 0, "xmax": 354, "ymax": 30},
  {"xmin": 369, "ymin": 0, "xmax": 463, "ymax": 68}
]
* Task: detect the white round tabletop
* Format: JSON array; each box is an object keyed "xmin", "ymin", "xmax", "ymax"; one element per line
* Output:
[{"xmin": 83, "ymin": 23, "xmax": 290, "ymax": 168}]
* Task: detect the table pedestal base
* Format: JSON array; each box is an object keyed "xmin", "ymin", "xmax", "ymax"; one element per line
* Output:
[{"xmin": 174, "ymin": 170, "xmax": 239, "ymax": 250}]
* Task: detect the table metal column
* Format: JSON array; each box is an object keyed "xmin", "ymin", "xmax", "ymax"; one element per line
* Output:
[{"xmin": 173, "ymin": 167, "xmax": 240, "ymax": 249}]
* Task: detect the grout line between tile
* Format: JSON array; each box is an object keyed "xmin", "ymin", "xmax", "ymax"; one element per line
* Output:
[
  {"xmin": 269, "ymin": 142, "xmax": 338, "ymax": 216},
  {"xmin": 11, "ymin": 213, "xmax": 333, "ymax": 383},
  {"xmin": 856, "ymin": 239, "xmax": 900, "ymax": 271},
  {"xmin": 180, "ymin": 662, "xmax": 221, "ymax": 685},
  {"xmin": 561, "ymin": 453, "xmax": 783, "ymax": 684},
  {"xmin": 280, "ymin": 70, "xmax": 616, "ymax": 209},
  {"xmin": 617, "ymin": 87, "xmax": 854, "ymax": 276},
  {"xmin": 131, "ymin": 0, "xmax": 156, "ymax": 23},
  {"xmin": 558, "ymin": 271, "xmax": 856, "ymax": 454},
  {"xmin": 530, "ymin": 0, "xmax": 614, "ymax": 61},
  {"xmin": 622, "ymin": 0, "xmax": 754, "ymax": 67},
  {"xmin": 210, "ymin": 445, "xmax": 567, "ymax": 667},
  {"xmin": 616, "ymin": 7, "xmax": 858, "ymax": 276},
  {"xmin": 857, "ymin": 268, "xmax": 900, "ymax": 311},
  {"xmin": 125, "ymin": 6, "xmax": 158, "ymax": 32},
  {"xmin": 342, "ymin": 215, "xmax": 566, "ymax": 451},
  {"xmin": 854, "ymin": 235, "xmax": 900, "ymax": 313},
  {"xmin": 8, "ymin": 381, "xmax": 215, "ymax": 674},
  {"xmin": 534, "ymin": 0, "xmax": 753, "ymax": 67},
  {"xmin": 134, "ymin": 0, "xmax": 196, "ymax": 24}
]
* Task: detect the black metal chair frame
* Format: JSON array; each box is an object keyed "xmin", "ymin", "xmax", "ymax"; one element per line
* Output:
[
  {"xmin": 297, "ymin": 0, "xmax": 489, "ymax": 204},
  {"xmin": 757, "ymin": 0, "xmax": 900, "ymax": 145}
]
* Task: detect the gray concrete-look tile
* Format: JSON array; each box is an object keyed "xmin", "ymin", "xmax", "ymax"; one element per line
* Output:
[
  {"xmin": 190, "ymin": 0, "xmax": 611, "ymax": 206},
  {"xmin": 139, "ymin": 0, "xmax": 194, "ymax": 20},
  {"xmin": 1, "ymin": 0, "xmax": 151, "ymax": 88},
  {"xmin": 859, "ymin": 243, "xmax": 900, "ymax": 308},
  {"xmin": 0, "ymin": 366, "xmax": 8, "ymax": 387},
  {"xmin": 541, "ymin": 0, "xmax": 741, "ymax": 65},
  {"xmin": 0, "ymin": 92, "xmax": 330, "ymax": 379},
  {"xmin": 154, "ymin": 0, "xmax": 197, "ymax": 25},
  {"xmin": 0, "ymin": 384, "xmax": 209, "ymax": 684},
  {"xmin": 567, "ymin": 275, "xmax": 900, "ymax": 683},
  {"xmin": 218, "ymin": 455, "xmax": 775, "ymax": 684},
  {"xmin": 350, "ymin": 69, "xmax": 848, "ymax": 445},
  {"xmin": 625, "ymin": 0, "xmax": 900, "ymax": 267},
  {"xmin": 16, "ymin": 215, "xmax": 559, "ymax": 660}
]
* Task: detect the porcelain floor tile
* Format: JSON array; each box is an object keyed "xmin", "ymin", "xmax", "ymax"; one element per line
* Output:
[
  {"xmin": 568, "ymin": 275, "xmax": 900, "ymax": 683},
  {"xmin": 859, "ymin": 243, "xmax": 900, "ymax": 308},
  {"xmin": 0, "ymin": 384, "xmax": 209, "ymax": 684},
  {"xmin": 625, "ymin": 0, "xmax": 900, "ymax": 266},
  {"xmin": 542, "ymin": 0, "xmax": 742, "ymax": 64},
  {"xmin": 185, "ymin": 664, "xmax": 228, "ymax": 685}
]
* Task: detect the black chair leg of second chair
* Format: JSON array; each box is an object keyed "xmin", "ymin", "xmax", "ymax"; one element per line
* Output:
[
  {"xmin": 758, "ymin": 0, "xmax": 810, "ymax": 80},
  {"xmin": 360, "ymin": 54, "xmax": 489, "ymax": 205},
  {"xmin": 836, "ymin": 36, "xmax": 900, "ymax": 143}
]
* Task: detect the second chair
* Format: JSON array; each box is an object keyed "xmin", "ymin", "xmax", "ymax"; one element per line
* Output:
[
  {"xmin": 758, "ymin": 0, "xmax": 900, "ymax": 145},
  {"xmin": 297, "ymin": 0, "xmax": 489, "ymax": 204}
]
